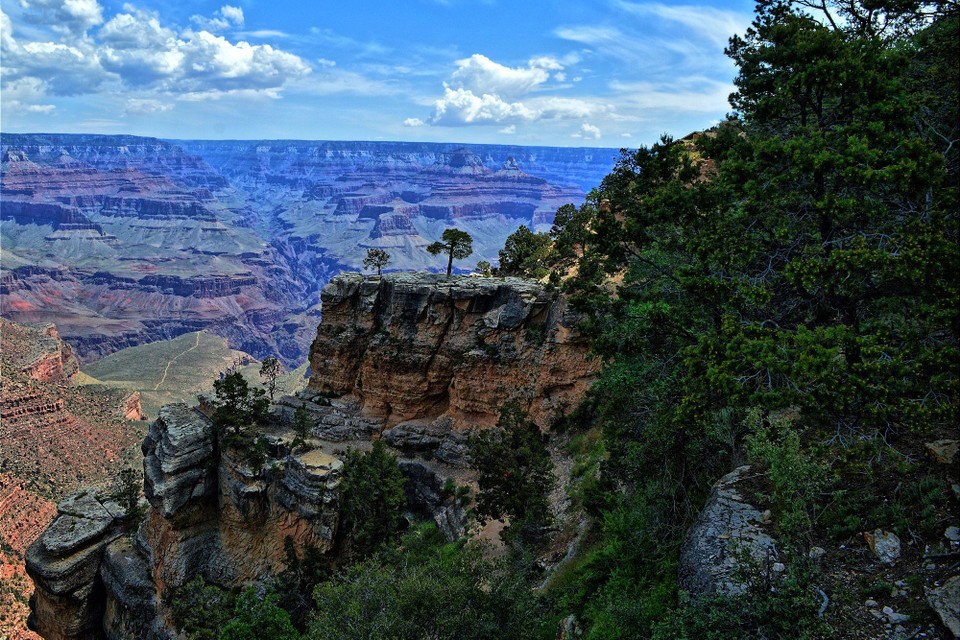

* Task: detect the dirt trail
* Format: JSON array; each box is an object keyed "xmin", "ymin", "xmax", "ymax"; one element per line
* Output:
[{"xmin": 154, "ymin": 332, "xmax": 201, "ymax": 391}]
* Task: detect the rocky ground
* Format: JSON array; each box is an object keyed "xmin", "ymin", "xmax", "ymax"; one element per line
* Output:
[{"xmin": 680, "ymin": 435, "xmax": 960, "ymax": 639}]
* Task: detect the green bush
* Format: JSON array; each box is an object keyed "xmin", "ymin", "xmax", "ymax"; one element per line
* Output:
[
  {"xmin": 338, "ymin": 440, "xmax": 407, "ymax": 558},
  {"xmin": 308, "ymin": 525, "xmax": 543, "ymax": 640}
]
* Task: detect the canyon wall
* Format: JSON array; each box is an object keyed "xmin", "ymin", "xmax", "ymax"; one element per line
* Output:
[
  {"xmin": 25, "ymin": 273, "xmax": 597, "ymax": 638},
  {"xmin": 308, "ymin": 272, "xmax": 598, "ymax": 461}
]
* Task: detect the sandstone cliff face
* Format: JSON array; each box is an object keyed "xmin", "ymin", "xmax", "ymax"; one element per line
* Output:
[
  {"xmin": 309, "ymin": 272, "xmax": 597, "ymax": 437},
  {"xmin": 27, "ymin": 403, "xmax": 343, "ymax": 640}
]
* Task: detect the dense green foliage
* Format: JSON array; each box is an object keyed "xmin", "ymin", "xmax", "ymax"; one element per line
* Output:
[
  {"xmin": 337, "ymin": 441, "xmax": 408, "ymax": 558},
  {"xmin": 468, "ymin": 401, "xmax": 555, "ymax": 546},
  {"xmin": 498, "ymin": 225, "xmax": 553, "ymax": 278},
  {"xmin": 171, "ymin": 578, "xmax": 297, "ymax": 640},
  {"xmin": 210, "ymin": 371, "xmax": 270, "ymax": 439},
  {"xmin": 427, "ymin": 227, "xmax": 474, "ymax": 276},
  {"xmin": 170, "ymin": 577, "xmax": 239, "ymax": 640},
  {"xmin": 538, "ymin": 1, "xmax": 958, "ymax": 637},
  {"xmin": 308, "ymin": 525, "xmax": 542, "ymax": 640}
]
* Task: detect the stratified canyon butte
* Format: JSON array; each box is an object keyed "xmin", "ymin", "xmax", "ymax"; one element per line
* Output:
[{"xmin": 1, "ymin": 134, "xmax": 615, "ymax": 367}]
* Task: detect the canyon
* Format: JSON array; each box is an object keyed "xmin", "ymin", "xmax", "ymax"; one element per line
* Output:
[
  {"xmin": 24, "ymin": 272, "xmax": 598, "ymax": 639},
  {"xmin": 1, "ymin": 134, "xmax": 616, "ymax": 367}
]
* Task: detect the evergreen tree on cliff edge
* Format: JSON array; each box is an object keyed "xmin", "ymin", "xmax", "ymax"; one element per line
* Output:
[{"xmin": 427, "ymin": 228, "xmax": 473, "ymax": 277}]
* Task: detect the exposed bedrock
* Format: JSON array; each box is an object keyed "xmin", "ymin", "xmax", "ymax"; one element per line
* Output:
[
  {"xmin": 27, "ymin": 403, "xmax": 344, "ymax": 640},
  {"xmin": 308, "ymin": 272, "xmax": 598, "ymax": 435}
]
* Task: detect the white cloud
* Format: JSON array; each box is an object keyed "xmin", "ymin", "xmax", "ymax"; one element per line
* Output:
[
  {"xmin": 411, "ymin": 51, "xmax": 607, "ymax": 128},
  {"xmin": 403, "ymin": 117, "xmax": 425, "ymax": 127},
  {"xmin": 621, "ymin": 132, "xmax": 632, "ymax": 138},
  {"xmin": 428, "ymin": 87, "xmax": 608, "ymax": 126},
  {"xmin": 2, "ymin": 3, "xmax": 310, "ymax": 100},
  {"xmin": 572, "ymin": 123, "xmax": 601, "ymax": 140},
  {"xmin": 499, "ymin": 124, "xmax": 516, "ymax": 134},
  {"xmin": 449, "ymin": 54, "xmax": 551, "ymax": 99},
  {"xmin": 124, "ymin": 97, "xmax": 173, "ymax": 115},
  {"xmin": 26, "ymin": 103, "xmax": 56, "ymax": 112},
  {"xmin": 191, "ymin": 5, "xmax": 244, "ymax": 33},
  {"xmin": 18, "ymin": 0, "xmax": 103, "ymax": 35}
]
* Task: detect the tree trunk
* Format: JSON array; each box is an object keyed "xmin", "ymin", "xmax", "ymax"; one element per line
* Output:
[{"xmin": 446, "ymin": 251, "xmax": 453, "ymax": 277}]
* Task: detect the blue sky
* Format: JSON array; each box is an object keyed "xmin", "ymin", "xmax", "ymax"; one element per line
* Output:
[{"xmin": 0, "ymin": 0, "xmax": 756, "ymax": 147}]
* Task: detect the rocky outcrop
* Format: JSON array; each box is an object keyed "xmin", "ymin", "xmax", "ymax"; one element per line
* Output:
[
  {"xmin": 25, "ymin": 491, "xmax": 125, "ymax": 640},
  {"xmin": 679, "ymin": 466, "xmax": 778, "ymax": 597},
  {"xmin": 27, "ymin": 403, "xmax": 344, "ymax": 639},
  {"xmin": 399, "ymin": 461, "xmax": 469, "ymax": 540},
  {"xmin": 308, "ymin": 272, "xmax": 597, "ymax": 439}
]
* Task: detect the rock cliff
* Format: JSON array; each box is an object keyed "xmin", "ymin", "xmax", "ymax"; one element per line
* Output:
[
  {"xmin": 24, "ymin": 274, "xmax": 596, "ymax": 638},
  {"xmin": 26, "ymin": 403, "xmax": 343, "ymax": 640},
  {"xmin": 308, "ymin": 272, "xmax": 597, "ymax": 458}
]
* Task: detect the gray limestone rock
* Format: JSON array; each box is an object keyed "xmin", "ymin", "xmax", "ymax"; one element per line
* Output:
[
  {"xmin": 25, "ymin": 490, "xmax": 124, "ymax": 640},
  {"xmin": 679, "ymin": 466, "xmax": 778, "ymax": 597},
  {"xmin": 143, "ymin": 403, "xmax": 216, "ymax": 518},
  {"xmin": 399, "ymin": 461, "xmax": 469, "ymax": 540},
  {"xmin": 927, "ymin": 576, "xmax": 960, "ymax": 638}
]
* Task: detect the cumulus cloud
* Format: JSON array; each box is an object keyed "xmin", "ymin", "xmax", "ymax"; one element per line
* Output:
[
  {"xmin": 403, "ymin": 117, "xmax": 425, "ymax": 127},
  {"xmin": 499, "ymin": 124, "xmax": 516, "ymax": 134},
  {"xmin": 191, "ymin": 5, "xmax": 244, "ymax": 33},
  {"xmin": 449, "ymin": 53, "xmax": 562, "ymax": 99},
  {"xmin": 0, "ymin": 1, "xmax": 310, "ymax": 107},
  {"xmin": 411, "ymin": 52, "xmax": 606, "ymax": 128},
  {"xmin": 17, "ymin": 0, "xmax": 103, "ymax": 34},
  {"xmin": 572, "ymin": 123, "xmax": 601, "ymax": 140}
]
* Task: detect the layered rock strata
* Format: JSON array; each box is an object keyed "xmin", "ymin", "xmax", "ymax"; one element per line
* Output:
[
  {"xmin": 26, "ymin": 403, "xmax": 343, "ymax": 640},
  {"xmin": 309, "ymin": 272, "xmax": 598, "ymax": 444}
]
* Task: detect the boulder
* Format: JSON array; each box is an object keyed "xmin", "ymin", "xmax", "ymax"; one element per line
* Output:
[
  {"xmin": 926, "ymin": 576, "xmax": 960, "ymax": 638},
  {"xmin": 679, "ymin": 466, "xmax": 778, "ymax": 597},
  {"xmin": 864, "ymin": 529, "xmax": 901, "ymax": 564}
]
